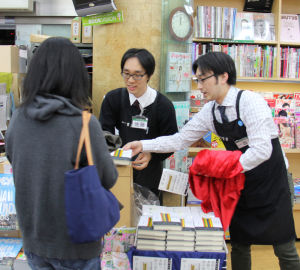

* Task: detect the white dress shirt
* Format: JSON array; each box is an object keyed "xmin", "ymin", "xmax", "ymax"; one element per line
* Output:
[
  {"xmin": 142, "ymin": 86, "xmax": 287, "ymax": 171},
  {"xmin": 129, "ymin": 85, "xmax": 157, "ymax": 113}
]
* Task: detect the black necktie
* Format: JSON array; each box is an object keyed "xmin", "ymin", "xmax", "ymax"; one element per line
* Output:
[
  {"xmin": 218, "ymin": 106, "xmax": 228, "ymax": 123},
  {"xmin": 133, "ymin": 99, "xmax": 140, "ymax": 113}
]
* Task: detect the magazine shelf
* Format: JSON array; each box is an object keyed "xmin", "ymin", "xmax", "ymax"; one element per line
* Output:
[{"xmin": 193, "ymin": 38, "xmax": 278, "ymax": 46}]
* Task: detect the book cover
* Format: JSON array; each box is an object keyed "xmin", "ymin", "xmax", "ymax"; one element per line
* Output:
[
  {"xmin": 158, "ymin": 168, "xmax": 189, "ymax": 195},
  {"xmin": 274, "ymin": 117, "xmax": 295, "ymax": 149},
  {"xmin": 172, "ymin": 101, "xmax": 190, "ymax": 130},
  {"xmin": 234, "ymin": 12, "xmax": 254, "ymax": 40},
  {"xmin": 274, "ymin": 99, "xmax": 295, "ymax": 118},
  {"xmin": 253, "ymin": 13, "xmax": 275, "ymax": 41},
  {"xmin": 133, "ymin": 256, "xmax": 172, "ymax": 270},
  {"xmin": 280, "ymin": 14, "xmax": 300, "ymax": 42},
  {"xmin": 0, "ymin": 174, "xmax": 17, "ymax": 230},
  {"xmin": 166, "ymin": 52, "xmax": 192, "ymax": 93},
  {"xmin": 180, "ymin": 258, "xmax": 219, "ymax": 270},
  {"xmin": 0, "ymin": 238, "xmax": 22, "ymax": 259},
  {"xmin": 110, "ymin": 148, "xmax": 132, "ymax": 165},
  {"xmin": 101, "ymin": 251, "xmax": 131, "ymax": 270},
  {"xmin": 164, "ymin": 149, "xmax": 189, "ymax": 173},
  {"xmin": 102, "ymin": 227, "xmax": 136, "ymax": 253},
  {"xmin": 152, "ymin": 212, "xmax": 182, "ymax": 231}
]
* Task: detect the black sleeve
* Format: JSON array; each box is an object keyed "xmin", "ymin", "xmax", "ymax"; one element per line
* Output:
[
  {"xmin": 151, "ymin": 94, "xmax": 178, "ymax": 162},
  {"xmin": 99, "ymin": 90, "xmax": 119, "ymax": 134}
]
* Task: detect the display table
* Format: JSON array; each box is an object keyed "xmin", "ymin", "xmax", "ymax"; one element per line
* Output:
[
  {"xmin": 110, "ymin": 165, "xmax": 134, "ymax": 227},
  {"xmin": 127, "ymin": 247, "xmax": 227, "ymax": 270}
]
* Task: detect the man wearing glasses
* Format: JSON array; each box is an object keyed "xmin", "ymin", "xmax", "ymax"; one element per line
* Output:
[
  {"xmin": 125, "ymin": 52, "xmax": 300, "ymax": 270},
  {"xmin": 99, "ymin": 48, "xmax": 178, "ymax": 197}
]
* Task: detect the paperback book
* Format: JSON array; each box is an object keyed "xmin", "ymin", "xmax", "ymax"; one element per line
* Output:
[
  {"xmin": 280, "ymin": 14, "xmax": 300, "ymax": 42},
  {"xmin": 158, "ymin": 168, "xmax": 189, "ymax": 195},
  {"xmin": 0, "ymin": 174, "xmax": 17, "ymax": 230},
  {"xmin": 110, "ymin": 148, "xmax": 132, "ymax": 165},
  {"xmin": 166, "ymin": 52, "xmax": 192, "ymax": 93}
]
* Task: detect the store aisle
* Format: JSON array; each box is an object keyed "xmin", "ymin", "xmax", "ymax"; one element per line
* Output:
[{"xmin": 226, "ymin": 241, "xmax": 300, "ymax": 269}]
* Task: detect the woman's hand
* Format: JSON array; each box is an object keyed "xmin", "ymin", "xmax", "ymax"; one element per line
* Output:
[{"xmin": 132, "ymin": 152, "xmax": 152, "ymax": 170}]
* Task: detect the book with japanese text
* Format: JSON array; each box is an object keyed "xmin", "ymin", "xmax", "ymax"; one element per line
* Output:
[
  {"xmin": 0, "ymin": 174, "xmax": 17, "ymax": 230},
  {"xmin": 280, "ymin": 14, "xmax": 300, "ymax": 42},
  {"xmin": 166, "ymin": 52, "xmax": 192, "ymax": 93}
]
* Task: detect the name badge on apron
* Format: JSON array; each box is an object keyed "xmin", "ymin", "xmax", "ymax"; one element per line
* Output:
[
  {"xmin": 131, "ymin": 115, "xmax": 148, "ymax": 130},
  {"xmin": 235, "ymin": 137, "xmax": 249, "ymax": 149}
]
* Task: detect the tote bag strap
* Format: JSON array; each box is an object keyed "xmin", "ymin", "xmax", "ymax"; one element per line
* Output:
[{"xmin": 74, "ymin": 111, "xmax": 94, "ymax": 169}]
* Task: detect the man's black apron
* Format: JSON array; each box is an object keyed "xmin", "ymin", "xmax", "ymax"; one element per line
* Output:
[{"xmin": 212, "ymin": 90, "xmax": 296, "ymax": 244}]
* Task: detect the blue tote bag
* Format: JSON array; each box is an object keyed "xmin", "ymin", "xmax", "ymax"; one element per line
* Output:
[{"xmin": 65, "ymin": 111, "xmax": 120, "ymax": 243}]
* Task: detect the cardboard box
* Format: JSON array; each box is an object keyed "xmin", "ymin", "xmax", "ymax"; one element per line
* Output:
[
  {"xmin": 30, "ymin": 34, "xmax": 51, "ymax": 44},
  {"xmin": 0, "ymin": 46, "xmax": 19, "ymax": 73},
  {"xmin": 82, "ymin": 25, "xmax": 93, "ymax": 43},
  {"xmin": 111, "ymin": 165, "xmax": 134, "ymax": 227},
  {"xmin": 11, "ymin": 73, "xmax": 25, "ymax": 107},
  {"xmin": 71, "ymin": 17, "xmax": 82, "ymax": 43}
]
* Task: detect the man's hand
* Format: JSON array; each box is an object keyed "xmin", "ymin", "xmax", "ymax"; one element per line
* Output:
[
  {"xmin": 123, "ymin": 141, "xmax": 143, "ymax": 156},
  {"xmin": 132, "ymin": 152, "xmax": 152, "ymax": 170}
]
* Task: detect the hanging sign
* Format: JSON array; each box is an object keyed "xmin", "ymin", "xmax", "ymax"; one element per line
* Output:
[{"xmin": 81, "ymin": 11, "xmax": 123, "ymax": 26}]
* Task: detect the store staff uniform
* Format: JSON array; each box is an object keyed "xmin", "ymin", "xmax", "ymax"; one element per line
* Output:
[{"xmin": 100, "ymin": 86, "xmax": 178, "ymax": 195}]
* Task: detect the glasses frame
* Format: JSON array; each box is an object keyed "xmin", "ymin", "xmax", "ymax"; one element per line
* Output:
[
  {"xmin": 121, "ymin": 72, "xmax": 147, "ymax": 81},
  {"xmin": 194, "ymin": 74, "xmax": 215, "ymax": 84}
]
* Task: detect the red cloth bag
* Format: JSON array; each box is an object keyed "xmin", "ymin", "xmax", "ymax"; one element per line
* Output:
[{"xmin": 189, "ymin": 149, "xmax": 245, "ymax": 231}]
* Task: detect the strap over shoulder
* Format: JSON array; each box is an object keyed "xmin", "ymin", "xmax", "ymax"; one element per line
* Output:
[{"xmin": 74, "ymin": 111, "xmax": 94, "ymax": 169}]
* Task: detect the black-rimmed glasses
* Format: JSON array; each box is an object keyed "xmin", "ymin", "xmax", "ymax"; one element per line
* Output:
[
  {"xmin": 193, "ymin": 74, "xmax": 215, "ymax": 84},
  {"xmin": 121, "ymin": 72, "xmax": 146, "ymax": 81}
]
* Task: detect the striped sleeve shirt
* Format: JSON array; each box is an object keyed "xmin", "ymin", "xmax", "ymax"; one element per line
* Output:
[{"xmin": 142, "ymin": 86, "xmax": 287, "ymax": 171}]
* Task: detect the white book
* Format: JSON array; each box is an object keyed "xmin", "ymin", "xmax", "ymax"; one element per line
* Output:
[
  {"xmin": 280, "ymin": 14, "xmax": 300, "ymax": 42},
  {"xmin": 180, "ymin": 258, "xmax": 218, "ymax": 270},
  {"xmin": 135, "ymin": 244, "xmax": 166, "ymax": 251},
  {"xmin": 167, "ymin": 234, "xmax": 195, "ymax": 241},
  {"xmin": 166, "ymin": 240, "xmax": 194, "ymax": 247},
  {"xmin": 133, "ymin": 256, "xmax": 171, "ymax": 270},
  {"xmin": 136, "ymin": 239, "xmax": 165, "ymax": 246},
  {"xmin": 166, "ymin": 245, "xmax": 194, "ymax": 252},
  {"xmin": 158, "ymin": 168, "xmax": 189, "ymax": 195}
]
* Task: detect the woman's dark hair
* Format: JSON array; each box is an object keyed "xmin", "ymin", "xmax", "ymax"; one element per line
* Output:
[
  {"xmin": 192, "ymin": 52, "xmax": 237, "ymax": 85},
  {"xmin": 121, "ymin": 48, "xmax": 155, "ymax": 78},
  {"xmin": 22, "ymin": 37, "xmax": 90, "ymax": 108}
]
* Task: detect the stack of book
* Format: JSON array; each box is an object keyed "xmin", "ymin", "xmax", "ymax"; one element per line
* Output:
[
  {"xmin": 136, "ymin": 205, "xmax": 226, "ymax": 253},
  {"xmin": 190, "ymin": 207, "xmax": 225, "ymax": 252},
  {"xmin": 165, "ymin": 208, "xmax": 195, "ymax": 252},
  {"xmin": 136, "ymin": 215, "xmax": 166, "ymax": 251}
]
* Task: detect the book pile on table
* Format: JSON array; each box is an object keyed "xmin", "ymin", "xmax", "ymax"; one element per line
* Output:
[
  {"xmin": 136, "ymin": 205, "xmax": 226, "ymax": 253},
  {"xmin": 136, "ymin": 214, "xmax": 166, "ymax": 251},
  {"xmin": 191, "ymin": 207, "xmax": 225, "ymax": 252}
]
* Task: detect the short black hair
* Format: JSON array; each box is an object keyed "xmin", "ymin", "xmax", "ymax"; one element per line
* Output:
[
  {"xmin": 22, "ymin": 37, "xmax": 90, "ymax": 109},
  {"xmin": 121, "ymin": 48, "xmax": 155, "ymax": 78},
  {"xmin": 192, "ymin": 52, "xmax": 237, "ymax": 85},
  {"xmin": 282, "ymin": 103, "xmax": 290, "ymax": 108}
]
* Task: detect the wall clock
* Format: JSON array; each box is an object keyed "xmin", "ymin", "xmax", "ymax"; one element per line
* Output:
[{"xmin": 168, "ymin": 6, "xmax": 193, "ymax": 42}]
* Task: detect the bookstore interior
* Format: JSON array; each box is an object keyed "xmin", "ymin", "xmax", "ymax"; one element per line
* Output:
[{"xmin": 0, "ymin": 0, "xmax": 300, "ymax": 269}]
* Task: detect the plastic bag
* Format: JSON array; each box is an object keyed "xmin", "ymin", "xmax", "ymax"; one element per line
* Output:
[{"xmin": 133, "ymin": 183, "xmax": 160, "ymax": 226}]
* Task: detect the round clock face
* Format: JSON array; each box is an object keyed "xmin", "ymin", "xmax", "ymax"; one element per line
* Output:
[{"xmin": 169, "ymin": 7, "xmax": 193, "ymax": 42}]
